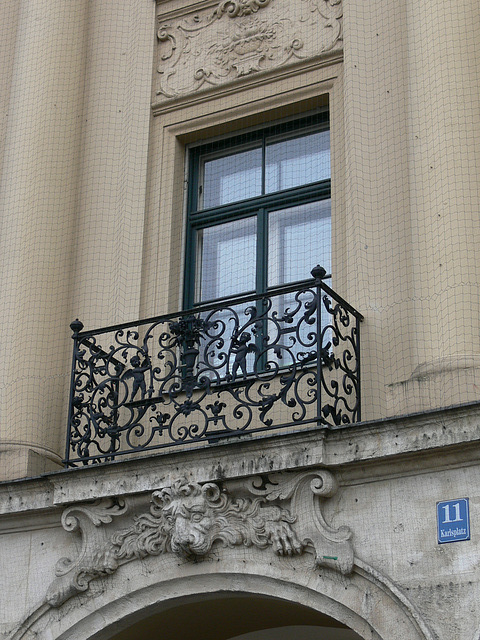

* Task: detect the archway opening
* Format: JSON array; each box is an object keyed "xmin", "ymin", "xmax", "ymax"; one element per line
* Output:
[{"xmin": 106, "ymin": 593, "xmax": 363, "ymax": 640}]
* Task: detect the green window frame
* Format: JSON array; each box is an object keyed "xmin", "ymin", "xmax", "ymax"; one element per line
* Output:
[{"xmin": 184, "ymin": 111, "xmax": 331, "ymax": 309}]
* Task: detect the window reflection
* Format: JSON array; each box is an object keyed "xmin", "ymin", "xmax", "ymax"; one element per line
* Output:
[
  {"xmin": 202, "ymin": 146, "xmax": 262, "ymax": 209},
  {"xmin": 265, "ymin": 130, "xmax": 330, "ymax": 193},
  {"xmin": 268, "ymin": 200, "xmax": 331, "ymax": 287},
  {"xmin": 196, "ymin": 217, "xmax": 256, "ymax": 302},
  {"xmin": 188, "ymin": 114, "xmax": 331, "ymax": 310}
]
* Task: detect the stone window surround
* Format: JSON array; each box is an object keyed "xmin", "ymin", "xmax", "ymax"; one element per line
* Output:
[{"xmin": 143, "ymin": 57, "xmax": 344, "ymax": 318}]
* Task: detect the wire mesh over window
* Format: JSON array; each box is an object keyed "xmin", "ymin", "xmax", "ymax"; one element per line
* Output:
[{"xmin": 185, "ymin": 112, "xmax": 331, "ymax": 309}]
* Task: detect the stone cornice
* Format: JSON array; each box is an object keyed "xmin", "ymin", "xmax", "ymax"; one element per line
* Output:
[{"xmin": 1, "ymin": 402, "xmax": 480, "ymax": 517}]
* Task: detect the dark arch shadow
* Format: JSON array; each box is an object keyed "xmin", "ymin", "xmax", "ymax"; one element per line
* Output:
[{"xmin": 106, "ymin": 593, "xmax": 363, "ymax": 640}]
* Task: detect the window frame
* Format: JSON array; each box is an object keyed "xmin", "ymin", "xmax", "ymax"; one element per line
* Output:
[{"xmin": 183, "ymin": 111, "xmax": 331, "ymax": 310}]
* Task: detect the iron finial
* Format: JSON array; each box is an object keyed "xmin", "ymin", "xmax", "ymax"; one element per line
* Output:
[
  {"xmin": 70, "ymin": 319, "xmax": 84, "ymax": 336},
  {"xmin": 311, "ymin": 265, "xmax": 327, "ymax": 280}
]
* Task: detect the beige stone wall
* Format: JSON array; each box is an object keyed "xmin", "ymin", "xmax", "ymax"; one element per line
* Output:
[
  {"xmin": 0, "ymin": 1, "xmax": 154, "ymax": 480},
  {"xmin": 0, "ymin": 0, "xmax": 20, "ymax": 180},
  {"xmin": 72, "ymin": 1, "xmax": 154, "ymax": 329},
  {"xmin": 0, "ymin": 0, "xmax": 478, "ymax": 469},
  {"xmin": 0, "ymin": 0, "xmax": 90, "ymax": 480},
  {"xmin": 342, "ymin": 0, "xmax": 480, "ymax": 417}
]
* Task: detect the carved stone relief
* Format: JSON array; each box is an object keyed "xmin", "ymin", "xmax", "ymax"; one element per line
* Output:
[
  {"xmin": 45, "ymin": 470, "xmax": 353, "ymax": 607},
  {"xmin": 155, "ymin": 0, "xmax": 343, "ymax": 100}
]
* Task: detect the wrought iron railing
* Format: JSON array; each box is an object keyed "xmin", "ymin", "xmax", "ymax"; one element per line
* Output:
[{"xmin": 64, "ymin": 267, "xmax": 363, "ymax": 466}]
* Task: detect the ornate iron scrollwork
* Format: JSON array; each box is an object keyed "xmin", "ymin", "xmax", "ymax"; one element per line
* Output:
[{"xmin": 65, "ymin": 268, "xmax": 363, "ymax": 466}]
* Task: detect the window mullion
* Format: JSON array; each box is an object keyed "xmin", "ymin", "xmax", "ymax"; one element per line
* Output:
[
  {"xmin": 255, "ymin": 207, "xmax": 268, "ymax": 371},
  {"xmin": 256, "ymin": 208, "xmax": 268, "ymax": 295},
  {"xmin": 261, "ymin": 133, "xmax": 266, "ymax": 195},
  {"xmin": 183, "ymin": 149, "xmax": 201, "ymax": 309},
  {"xmin": 183, "ymin": 224, "xmax": 197, "ymax": 309}
]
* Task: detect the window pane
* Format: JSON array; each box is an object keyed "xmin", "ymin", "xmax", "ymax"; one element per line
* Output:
[
  {"xmin": 265, "ymin": 130, "xmax": 330, "ymax": 193},
  {"xmin": 268, "ymin": 200, "xmax": 331, "ymax": 287},
  {"xmin": 202, "ymin": 147, "xmax": 262, "ymax": 209},
  {"xmin": 196, "ymin": 217, "xmax": 256, "ymax": 302}
]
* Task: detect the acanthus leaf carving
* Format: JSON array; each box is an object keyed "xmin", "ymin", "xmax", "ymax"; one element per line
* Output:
[
  {"xmin": 45, "ymin": 471, "xmax": 353, "ymax": 607},
  {"xmin": 249, "ymin": 470, "xmax": 353, "ymax": 574},
  {"xmin": 45, "ymin": 499, "xmax": 127, "ymax": 608},
  {"xmin": 214, "ymin": 0, "xmax": 274, "ymax": 19},
  {"xmin": 157, "ymin": 17, "xmax": 304, "ymax": 99},
  {"xmin": 299, "ymin": 0, "xmax": 343, "ymax": 49}
]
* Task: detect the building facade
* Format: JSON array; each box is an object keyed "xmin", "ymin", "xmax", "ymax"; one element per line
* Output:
[{"xmin": 1, "ymin": 0, "xmax": 480, "ymax": 638}]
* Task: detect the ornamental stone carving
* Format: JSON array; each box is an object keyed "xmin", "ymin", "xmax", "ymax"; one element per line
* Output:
[
  {"xmin": 213, "ymin": 0, "xmax": 274, "ymax": 18},
  {"xmin": 45, "ymin": 470, "xmax": 353, "ymax": 607},
  {"xmin": 46, "ymin": 499, "xmax": 127, "ymax": 607},
  {"xmin": 111, "ymin": 477, "xmax": 303, "ymax": 561},
  {"xmin": 155, "ymin": 0, "xmax": 342, "ymax": 101}
]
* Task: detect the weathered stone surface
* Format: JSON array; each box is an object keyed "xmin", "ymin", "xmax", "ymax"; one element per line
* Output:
[
  {"xmin": 44, "ymin": 471, "xmax": 353, "ymax": 608},
  {"xmin": 3, "ymin": 406, "xmax": 480, "ymax": 638}
]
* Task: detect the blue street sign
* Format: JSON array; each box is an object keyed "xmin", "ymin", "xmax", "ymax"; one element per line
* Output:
[{"xmin": 437, "ymin": 498, "xmax": 470, "ymax": 544}]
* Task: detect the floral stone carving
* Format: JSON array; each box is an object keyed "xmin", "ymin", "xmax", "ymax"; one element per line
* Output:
[
  {"xmin": 45, "ymin": 470, "xmax": 353, "ymax": 607},
  {"xmin": 155, "ymin": 0, "xmax": 342, "ymax": 100}
]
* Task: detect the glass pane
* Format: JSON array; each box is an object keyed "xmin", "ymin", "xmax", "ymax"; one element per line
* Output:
[
  {"xmin": 196, "ymin": 217, "xmax": 256, "ymax": 302},
  {"xmin": 268, "ymin": 199, "xmax": 331, "ymax": 287},
  {"xmin": 202, "ymin": 147, "xmax": 262, "ymax": 209},
  {"xmin": 265, "ymin": 130, "xmax": 330, "ymax": 193}
]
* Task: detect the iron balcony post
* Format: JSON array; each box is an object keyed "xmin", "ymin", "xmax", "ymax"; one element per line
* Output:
[
  {"xmin": 64, "ymin": 318, "xmax": 84, "ymax": 466},
  {"xmin": 356, "ymin": 314, "xmax": 361, "ymax": 422},
  {"xmin": 311, "ymin": 265, "xmax": 327, "ymax": 427}
]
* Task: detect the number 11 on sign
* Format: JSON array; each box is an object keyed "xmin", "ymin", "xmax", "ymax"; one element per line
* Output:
[
  {"xmin": 437, "ymin": 498, "xmax": 470, "ymax": 544},
  {"xmin": 442, "ymin": 502, "xmax": 461, "ymax": 523}
]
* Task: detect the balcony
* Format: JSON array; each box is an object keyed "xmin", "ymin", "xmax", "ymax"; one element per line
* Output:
[{"xmin": 65, "ymin": 267, "xmax": 363, "ymax": 466}]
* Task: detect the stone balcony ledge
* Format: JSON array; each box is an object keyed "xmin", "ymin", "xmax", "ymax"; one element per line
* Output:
[{"xmin": 1, "ymin": 401, "xmax": 480, "ymax": 522}]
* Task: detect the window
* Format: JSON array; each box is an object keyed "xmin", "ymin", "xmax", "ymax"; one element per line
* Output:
[{"xmin": 184, "ymin": 112, "xmax": 331, "ymax": 308}]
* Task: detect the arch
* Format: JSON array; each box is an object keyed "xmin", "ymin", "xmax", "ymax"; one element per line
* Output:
[
  {"xmin": 14, "ymin": 565, "xmax": 435, "ymax": 640},
  {"xmin": 56, "ymin": 575, "xmax": 376, "ymax": 640}
]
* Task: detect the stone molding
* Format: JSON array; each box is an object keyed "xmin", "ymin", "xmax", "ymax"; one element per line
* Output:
[
  {"xmin": 155, "ymin": 0, "xmax": 343, "ymax": 100},
  {"xmin": 45, "ymin": 470, "xmax": 353, "ymax": 607},
  {"xmin": 3, "ymin": 404, "xmax": 480, "ymax": 518}
]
